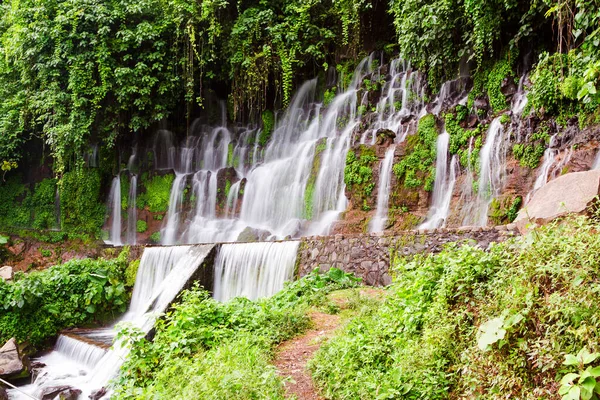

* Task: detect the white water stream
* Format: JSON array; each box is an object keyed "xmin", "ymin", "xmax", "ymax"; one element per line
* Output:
[
  {"xmin": 420, "ymin": 129, "xmax": 458, "ymax": 229},
  {"xmin": 213, "ymin": 241, "xmax": 300, "ymax": 302},
  {"xmin": 369, "ymin": 146, "xmax": 396, "ymax": 232}
]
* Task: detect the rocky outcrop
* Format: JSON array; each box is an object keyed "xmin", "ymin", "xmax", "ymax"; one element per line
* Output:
[
  {"xmin": 0, "ymin": 338, "xmax": 29, "ymax": 381},
  {"xmin": 515, "ymin": 170, "xmax": 600, "ymax": 233}
]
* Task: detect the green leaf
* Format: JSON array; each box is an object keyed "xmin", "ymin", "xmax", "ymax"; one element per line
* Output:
[
  {"xmin": 565, "ymin": 354, "xmax": 580, "ymax": 366},
  {"xmin": 581, "ymin": 377, "xmax": 596, "ymax": 400},
  {"xmin": 561, "ymin": 373, "xmax": 580, "ymax": 385},
  {"xmin": 477, "ymin": 317, "xmax": 506, "ymax": 351},
  {"xmin": 563, "ymin": 385, "xmax": 581, "ymax": 400}
]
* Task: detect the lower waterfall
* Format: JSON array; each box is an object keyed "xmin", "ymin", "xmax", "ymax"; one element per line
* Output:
[
  {"xmin": 213, "ymin": 241, "xmax": 300, "ymax": 302},
  {"xmin": 11, "ymin": 245, "xmax": 214, "ymax": 399}
]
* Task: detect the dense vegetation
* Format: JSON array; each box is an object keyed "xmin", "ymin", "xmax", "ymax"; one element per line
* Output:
[
  {"xmin": 0, "ymin": 0, "xmax": 597, "ymax": 175},
  {"xmin": 310, "ymin": 216, "xmax": 600, "ymax": 398},
  {"xmin": 112, "ymin": 267, "xmax": 359, "ymax": 399},
  {"xmin": 0, "ymin": 248, "xmax": 130, "ymax": 348}
]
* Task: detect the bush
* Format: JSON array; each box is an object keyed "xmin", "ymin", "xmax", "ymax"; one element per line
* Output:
[
  {"xmin": 310, "ymin": 216, "xmax": 600, "ymax": 398},
  {"xmin": 0, "ymin": 248, "xmax": 129, "ymax": 348},
  {"xmin": 60, "ymin": 168, "xmax": 105, "ymax": 235},
  {"xmin": 138, "ymin": 174, "xmax": 174, "ymax": 213},
  {"xmin": 136, "ymin": 220, "xmax": 147, "ymax": 233},
  {"xmin": 149, "ymin": 231, "xmax": 161, "ymax": 243}
]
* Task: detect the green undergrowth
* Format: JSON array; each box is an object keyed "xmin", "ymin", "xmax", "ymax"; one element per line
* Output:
[
  {"xmin": 111, "ymin": 268, "xmax": 360, "ymax": 399},
  {"xmin": 310, "ymin": 216, "xmax": 600, "ymax": 399},
  {"xmin": 393, "ymin": 114, "xmax": 437, "ymax": 191},
  {"xmin": 0, "ymin": 248, "xmax": 129, "ymax": 349},
  {"xmin": 512, "ymin": 125, "xmax": 550, "ymax": 169}
]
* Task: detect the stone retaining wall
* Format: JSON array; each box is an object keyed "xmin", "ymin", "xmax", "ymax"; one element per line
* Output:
[{"xmin": 296, "ymin": 224, "xmax": 518, "ymax": 286}]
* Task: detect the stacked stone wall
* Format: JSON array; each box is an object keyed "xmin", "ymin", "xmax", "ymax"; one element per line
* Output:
[{"xmin": 297, "ymin": 225, "xmax": 518, "ymax": 286}]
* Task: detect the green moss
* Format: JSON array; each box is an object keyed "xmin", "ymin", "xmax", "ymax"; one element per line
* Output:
[
  {"xmin": 304, "ymin": 138, "xmax": 327, "ymax": 219},
  {"xmin": 392, "ymin": 114, "xmax": 438, "ymax": 190},
  {"xmin": 489, "ymin": 196, "xmax": 522, "ymax": 225},
  {"xmin": 468, "ymin": 54, "xmax": 514, "ymax": 112},
  {"xmin": 138, "ymin": 174, "xmax": 175, "ymax": 213},
  {"xmin": 259, "ymin": 110, "xmax": 275, "ymax": 147}
]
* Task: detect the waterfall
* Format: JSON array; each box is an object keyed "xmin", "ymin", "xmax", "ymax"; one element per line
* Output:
[
  {"xmin": 463, "ymin": 117, "xmax": 508, "ymax": 226},
  {"xmin": 106, "ymin": 175, "xmax": 122, "ymax": 246},
  {"xmin": 360, "ymin": 59, "xmax": 427, "ymax": 144},
  {"xmin": 13, "ymin": 245, "xmax": 215, "ymax": 399},
  {"xmin": 525, "ymin": 135, "xmax": 557, "ymax": 204},
  {"xmin": 369, "ymin": 146, "xmax": 396, "ymax": 232},
  {"xmin": 213, "ymin": 241, "xmax": 299, "ymax": 302},
  {"xmin": 126, "ymin": 175, "xmax": 137, "ymax": 245},
  {"xmin": 420, "ymin": 130, "xmax": 458, "ymax": 229}
]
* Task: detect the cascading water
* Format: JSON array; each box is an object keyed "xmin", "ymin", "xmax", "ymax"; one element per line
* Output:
[
  {"xmin": 466, "ymin": 117, "xmax": 509, "ymax": 226},
  {"xmin": 525, "ymin": 135, "xmax": 557, "ymax": 203},
  {"xmin": 126, "ymin": 175, "xmax": 137, "ymax": 245},
  {"xmin": 12, "ymin": 245, "xmax": 214, "ymax": 399},
  {"xmin": 106, "ymin": 175, "xmax": 122, "ymax": 246},
  {"xmin": 369, "ymin": 146, "xmax": 396, "ymax": 232},
  {"xmin": 360, "ymin": 59, "xmax": 427, "ymax": 144},
  {"xmin": 420, "ymin": 129, "xmax": 458, "ymax": 229},
  {"xmin": 213, "ymin": 241, "xmax": 299, "ymax": 302}
]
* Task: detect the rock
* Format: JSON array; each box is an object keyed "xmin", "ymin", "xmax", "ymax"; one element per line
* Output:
[
  {"xmin": 0, "ymin": 387, "xmax": 7, "ymax": 400},
  {"xmin": 41, "ymin": 386, "xmax": 81, "ymax": 400},
  {"xmin": 89, "ymin": 387, "xmax": 107, "ymax": 400},
  {"xmin": 500, "ymin": 77, "xmax": 517, "ymax": 97},
  {"xmin": 515, "ymin": 170, "xmax": 600, "ymax": 234},
  {"xmin": 0, "ymin": 266, "xmax": 12, "ymax": 281},
  {"xmin": 474, "ymin": 96, "xmax": 489, "ymax": 115},
  {"xmin": 236, "ymin": 227, "xmax": 271, "ymax": 242},
  {"xmin": 375, "ymin": 129, "xmax": 396, "ymax": 146},
  {"xmin": 0, "ymin": 338, "xmax": 29, "ymax": 380}
]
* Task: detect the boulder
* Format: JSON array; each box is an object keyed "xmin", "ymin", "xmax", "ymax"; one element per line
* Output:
[
  {"xmin": 236, "ymin": 227, "xmax": 271, "ymax": 242},
  {"xmin": 515, "ymin": 170, "xmax": 600, "ymax": 234},
  {"xmin": 0, "ymin": 338, "xmax": 29, "ymax": 380},
  {"xmin": 89, "ymin": 387, "xmax": 107, "ymax": 400},
  {"xmin": 0, "ymin": 387, "xmax": 7, "ymax": 400},
  {"xmin": 41, "ymin": 386, "xmax": 81, "ymax": 400},
  {"xmin": 0, "ymin": 266, "xmax": 12, "ymax": 281}
]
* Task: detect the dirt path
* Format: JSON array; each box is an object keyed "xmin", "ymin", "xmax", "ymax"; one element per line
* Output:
[{"xmin": 273, "ymin": 310, "xmax": 341, "ymax": 400}]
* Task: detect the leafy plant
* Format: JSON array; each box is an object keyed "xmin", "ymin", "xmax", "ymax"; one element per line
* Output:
[{"xmin": 560, "ymin": 348, "xmax": 600, "ymax": 400}]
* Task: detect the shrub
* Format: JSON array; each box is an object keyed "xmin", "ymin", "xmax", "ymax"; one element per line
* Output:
[
  {"xmin": 136, "ymin": 220, "xmax": 147, "ymax": 233},
  {"xmin": 0, "ymin": 248, "xmax": 129, "ymax": 348},
  {"xmin": 138, "ymin": 174, "xmax": 174, "ymax": 213}
]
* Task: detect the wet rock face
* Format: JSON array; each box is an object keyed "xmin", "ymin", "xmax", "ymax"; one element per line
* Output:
[
  {"xmin": 0, "ymin": 387, "xmax": 7, "ymax": 400},
  {"xmin": 0, "ymin": 338, "xmax": 29, "ymax": 381}
]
